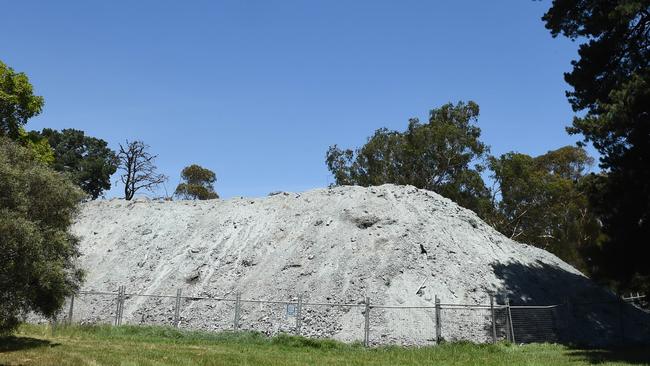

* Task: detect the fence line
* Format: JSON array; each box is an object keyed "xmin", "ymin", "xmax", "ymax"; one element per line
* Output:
[{"xmin": 51, "ymin": 287, "xmax": 650, "ymax": 347}]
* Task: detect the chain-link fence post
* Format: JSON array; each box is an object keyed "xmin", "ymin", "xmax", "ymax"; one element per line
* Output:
[
  {"xmin": 505, "ymin": 297, "xmax": 515, "ymax": 343},
  {"xmin": 564, "ymin": 296, "xmax": 572, "ymax": 341},
  {"xmin": 114, "ymin": 285, "xmax": 123, "ymax": 326},
  {"xmin": 363, "ymin": 297, "xmax": 370, "ymax": 347},
  {"xmin": 295, "ymin": 294, "xmax": 303, "ymax": 335},
  {"xmin": 174, "ymin": 288, "xmax": 182, "ymax": 328},
  {"xmin": 490, "ymin": 295, "xmax": 496, "ymax": 343},
  {"xmin": 121, "ymin": 285, "xmax": 126, "ymax": 326},
  {"xmin": 435, "ymin": 295, "xmax": 441, "ymax": 344},
  {"xmin": 67, "ymin": 295, "xmax": 75, "ymax": 325},
  {"xmin": 234, "ymin": 292, "xmax": 241, "ymax": 330},
  {"xmin": 117, "ymin": 285, "xmax": 126, "ymax": 326}
]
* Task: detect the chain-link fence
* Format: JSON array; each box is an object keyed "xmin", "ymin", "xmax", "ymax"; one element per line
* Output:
[
  {"xmin": 44, "ymin": 288, "xmax": 650, "ymax": 347},
  {"xmin": 369, "ymin": 306, "xmax": 436, "ymax": 346},
  {"xmin": 65, "ymin": 291, "xmax": 117, "ymax": 325},
  {"xmin": 438, "ymin": 304, "xmax": 498, "ymax": 343}
]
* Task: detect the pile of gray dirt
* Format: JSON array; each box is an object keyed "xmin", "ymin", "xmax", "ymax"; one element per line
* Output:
[{"xmin": 65, "ymin": 184, "xmax": 649, "ymax": 345}]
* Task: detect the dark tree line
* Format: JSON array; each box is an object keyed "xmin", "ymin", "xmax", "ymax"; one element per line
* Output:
[
  {"xmin": 543, "ymin": 0, "xmax": 650, "ymax": 292},
  {"xmin": 37, "ymin": 129, "xmax": 118, "ymax": 199},
  {"xmin": 327, "ymin": 102, "xmax": 493, "ymax": 218},
  {"xmin": 326, "ymin": 101, "xmax": 600, "ymax": 275}
]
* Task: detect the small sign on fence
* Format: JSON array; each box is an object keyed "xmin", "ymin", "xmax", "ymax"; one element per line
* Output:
[{"xmin": 286, "ymin": 303, "xmax": 297, "ymax": 316}]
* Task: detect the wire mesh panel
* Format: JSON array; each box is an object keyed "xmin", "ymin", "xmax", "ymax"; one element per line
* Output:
[
  {"xmin": 566, "ymin": 300, "xmax": 650, "ymax": 345},
  {"xmin": 73, "ymin": 292, "xmax": 118, "ymax": 325},
  {"xmin": 510, "ymin": 306, "xmax": 560, "ymax": 343},
  {"xmin": 122, "ymin": 294, "xmax": 176, "ymax": 327},
  {"xmin": 178, "ymin": 297, "xmax": 236, "ymax": 332},
  {"xmin": 438, "ymin": 306, "xmax": 495, "ymax": 343},
  {"xmin": 570, "ymin": 301, "xmax": 622, "ymax": 345},
  {"xmin": 237, "ymin": 300, "xmax": 298, "ymax": 336},
  {"xmin": 492, "ymin": 306, "xmax": 510, "ymax": 342},
  {"xmin": 369, "ymin": 306, "xmax": 436, "ymax": 346},
  {"xmin": 300, "ymin": 303, "xmax": 365, "ymax": 344}
]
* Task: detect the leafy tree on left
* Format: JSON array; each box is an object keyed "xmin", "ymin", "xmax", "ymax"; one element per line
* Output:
[
  {"xmin": 0, "ymin": 60, "xmax": 53, "ymax": 164},
  {"xmin": 1, "ymin": 60, "xmax": 118, "ymax": 199},
  {"xmin": 0, "ymin": 61, "xmax": 44, "ymax": 139},
  {"xmin": 0, "ymin": 138, "xmax": 85, "ymax": 334}
]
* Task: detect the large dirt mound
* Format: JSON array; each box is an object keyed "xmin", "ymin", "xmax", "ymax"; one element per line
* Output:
[{"xmin": 70, "ymin": 184, "xmax": 648, "ymax": 345}]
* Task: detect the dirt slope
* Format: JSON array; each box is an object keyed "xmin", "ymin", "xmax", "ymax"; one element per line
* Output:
[{"xmin": 68, "ymin": 184, "xmax": 646, "ymax": 345}]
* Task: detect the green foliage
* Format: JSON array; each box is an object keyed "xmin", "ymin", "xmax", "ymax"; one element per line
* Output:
[
  {"xmin": 0, "ymin": 138, "xmax": 85, "ymax": 334},
  {"xmin": 175, "ymin": 164, "xmax": 219, "ymax": 200},
  {"xmin": 543, "ymin": 1, "xmax": 650, "ymax": 292},
  {"xmin": 0, "ymin": 61, "xmax": 44, "ymax": 139},
  {"xmin": 489, "ymin": 146, "xmax": 601, "ymax": 271},
  {"xmin": 36, "ymin": 128, "xmax": 118, "ymax": 199},
  {"xmin": 15, "ymin": 128, "xmax": 54, "ymax": 164},
  {"xmin": 0, "ymin": 61, "xmax": 51, "ymax": 162},
  {"xmin": 326, "ymin": 101, "xmax": 492, "ymax": 216}
]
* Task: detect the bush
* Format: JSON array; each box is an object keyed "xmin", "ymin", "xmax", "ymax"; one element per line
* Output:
[{"xmin": 0, "ymin": 138, "xmax": 85, "ymax": 334}]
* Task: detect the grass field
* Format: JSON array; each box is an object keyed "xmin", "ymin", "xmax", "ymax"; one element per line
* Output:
[{"xmin": 1, "ymin": 325, "xmax": 648, "ymax": 366}]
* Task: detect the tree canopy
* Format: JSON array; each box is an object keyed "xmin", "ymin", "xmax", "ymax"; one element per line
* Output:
[
  {"xmin": 0, "ymin": 138, "xmax": 85, "ymax": 333},
  {"xmin": 489, "ymin": 146, "xmax": 601, "ymax": 271},
  {"xmin": 175, "ymin": 164, "xmax": 219, "ymax": 200},
  {"xmin": 326, "ymin": 101, "xmax": 492, "ymax": 216},
  {"xmin": 0, "ymin": 60, "xmax": 52, "ymax": 163},
  {"xmin": 37, "ymin": 128, "xmax": 118, "ymax": 199},
  {"xmin": 544, "ymin": 0, "xmax": 650, "ymax": 292},
  {"xmin": 0, "ymin": 61, "xmax": 44, "ymax": 139}
]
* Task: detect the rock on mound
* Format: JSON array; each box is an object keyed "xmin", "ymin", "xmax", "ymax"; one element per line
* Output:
[{"xmin": 70, "ymin": 184, "xmax": 647, "ymax": 345}]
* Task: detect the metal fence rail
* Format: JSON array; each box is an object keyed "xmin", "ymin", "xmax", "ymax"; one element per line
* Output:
[{"xmin": 37, "ymin": 287, "xmax": 649, "ymax": 347}]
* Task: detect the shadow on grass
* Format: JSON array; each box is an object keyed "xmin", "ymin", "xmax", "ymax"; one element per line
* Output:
[
  {"xmin": 0, "ymin": 336, "xmax": 57, "ymax": 353},
  {"xmin": 567, "ymin": 347, "xmax": 650, "ymax": 365}
]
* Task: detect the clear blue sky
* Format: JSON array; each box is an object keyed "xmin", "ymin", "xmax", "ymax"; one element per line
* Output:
[{"xmin": 1, "ymin": 1, "xmax": 587, "ymax": 199}]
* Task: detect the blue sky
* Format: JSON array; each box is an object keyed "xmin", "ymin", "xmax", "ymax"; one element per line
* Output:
[{"xmin": 1, "ymin": 1, "xmax": 587, "ymax": 199}]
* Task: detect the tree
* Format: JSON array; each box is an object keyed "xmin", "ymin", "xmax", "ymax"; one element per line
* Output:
[
  {"xmin": 489, "ymin": 146, "xmax": 601, "ymax": 272},
  {"xmin": 174, "ymin": 164, "xmax": 219, "ymax": 200},
  {"xmin": 17, "ymin": 128, "xmax": 54, "ymax": 164},
  {"xmin": 36, "ymin": 128, "xmax": 118, "ymax": 199},
  {"xmin": 0, "ymin": 61, "xmax": 44, "ymax": 139},
  {"xmin": 117, "ymin": 140, "xmax": 167, "ymax": 200},
  {"xmin": 543, "ymin": 1, "xmax": 650, "ymax": 292},
  {"xmin": 0, "ymin": 138, "xmax": 85, "ymax": 333},
  {"xmin": 0, "ymin": 60, "xmax": 52, "ymax": 163},
  {"xmin": 326, "ymin": 101, "xmax": 493, "ymax": 217}
]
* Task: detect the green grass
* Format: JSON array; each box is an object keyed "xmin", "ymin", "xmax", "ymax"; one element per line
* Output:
[{"xmin": 0, "ymin": 324, "xmax": 648, "ymax": 366}]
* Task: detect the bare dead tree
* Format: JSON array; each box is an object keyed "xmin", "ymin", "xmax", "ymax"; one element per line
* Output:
[{"xmin": 117, "ymin": 140, "xmax": 167, "ymax": 200}]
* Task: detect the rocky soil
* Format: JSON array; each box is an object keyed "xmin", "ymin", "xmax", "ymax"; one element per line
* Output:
[{"xmin": 63, "ymin": 184, "xmax": 648, "ymax": 345}]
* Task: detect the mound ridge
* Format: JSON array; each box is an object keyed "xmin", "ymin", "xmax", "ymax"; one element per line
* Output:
[{"xmin": 69, "ymin": 184, "xmax": 645, "ymax": 344}]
